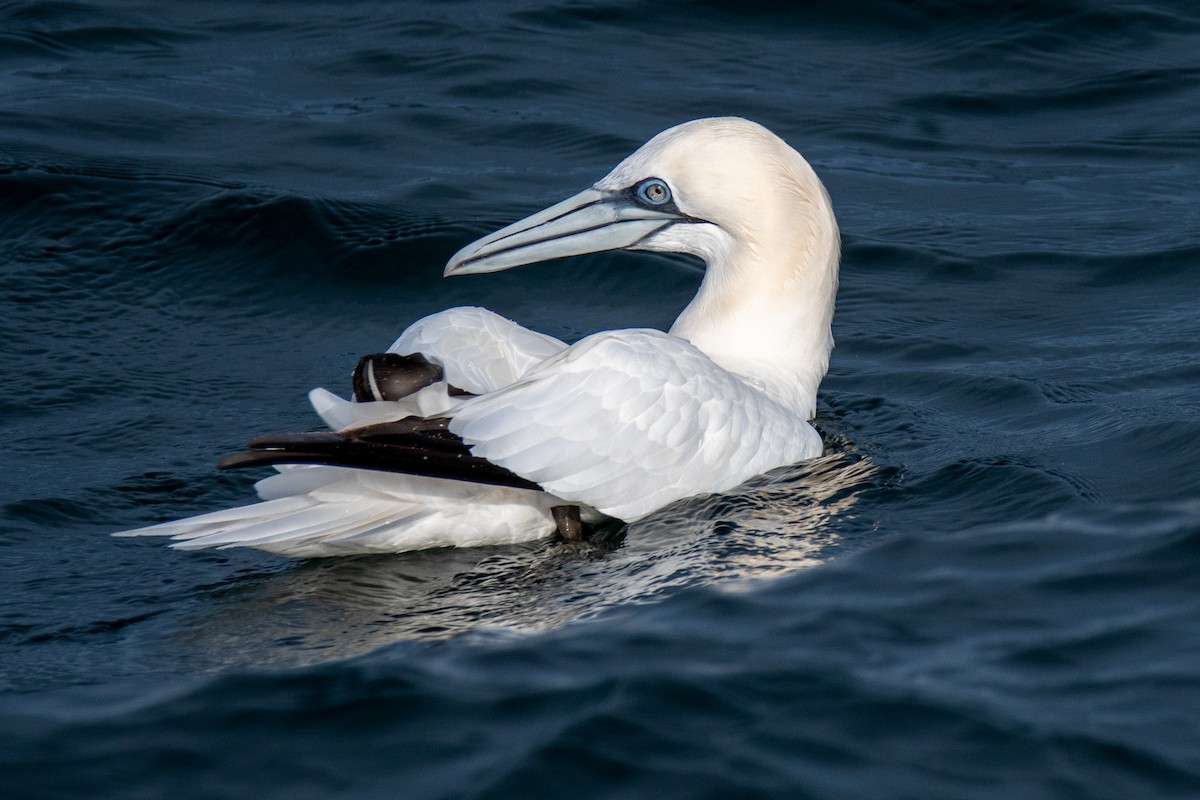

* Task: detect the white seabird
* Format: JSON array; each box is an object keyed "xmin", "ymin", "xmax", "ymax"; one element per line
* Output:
[{"xmin": 117, "ymin": 117, "xmax": 840, "ymax": 557}]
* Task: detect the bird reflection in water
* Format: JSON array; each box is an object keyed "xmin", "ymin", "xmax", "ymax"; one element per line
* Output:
[{"xmin": 169, "ymin": 439, "xmax": 879, "ymax": 672}]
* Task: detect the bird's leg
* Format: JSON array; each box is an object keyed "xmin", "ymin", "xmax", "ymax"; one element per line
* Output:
[
  {"xmin": 551, "ymin": 505, "xmax": 585, "ymax": 542},
  {"xmin": 352, "ymin": 353, "xmax": 444, "ymax": 402}
]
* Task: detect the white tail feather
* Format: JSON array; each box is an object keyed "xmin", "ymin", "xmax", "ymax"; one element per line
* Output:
[{"xmin": 117, "ymin": 468, "xmax": 560, "ymax": 557}]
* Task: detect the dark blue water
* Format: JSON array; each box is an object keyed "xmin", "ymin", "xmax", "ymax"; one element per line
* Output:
[{"xmin": 3, "ymin": 1, "xmax": 1200, "ymax": 796}]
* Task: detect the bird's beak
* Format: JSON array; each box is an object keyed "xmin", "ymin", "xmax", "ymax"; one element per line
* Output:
[{"xmin": 444, "ymin": 188, "xmax": 681, "ymax": 276}]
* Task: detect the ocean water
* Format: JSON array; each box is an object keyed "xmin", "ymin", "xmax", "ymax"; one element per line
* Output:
[{"xmin": 3, "ymin": 0, "xmax": 1200, "ymax": 796}]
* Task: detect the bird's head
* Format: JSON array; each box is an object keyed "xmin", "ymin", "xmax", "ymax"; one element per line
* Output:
[{"xmin": 444, "ymin": 117, "xmax": 836, "ymax": 278}]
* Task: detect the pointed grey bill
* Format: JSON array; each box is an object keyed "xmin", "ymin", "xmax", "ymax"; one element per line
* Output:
[{"xmin": 444, "ymin": 188, "xmax": 682, "ymax": 276}]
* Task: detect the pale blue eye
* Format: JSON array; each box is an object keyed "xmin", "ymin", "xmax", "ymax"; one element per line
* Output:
[{"xmin": 636, "ymin": 178, "xmax": 671, "ymax": 206}]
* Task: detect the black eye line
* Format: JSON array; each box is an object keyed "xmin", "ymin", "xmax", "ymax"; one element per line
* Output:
[{"xmin": 611, "ymin": 182, "xmax": 707, "ymax": 226}]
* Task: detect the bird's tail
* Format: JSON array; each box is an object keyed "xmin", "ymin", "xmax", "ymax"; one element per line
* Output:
[
  {"xmin": 116, "ymin": 383, "xmax": 561, "ymax": 557},
  {"xmin": 115, "ymin": 466, "xmax": 558, "ymax": 558}
]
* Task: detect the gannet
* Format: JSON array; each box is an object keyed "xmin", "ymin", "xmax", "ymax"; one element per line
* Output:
[{"xmin": 117, "ymin": 117, "xmax": 840, "ymax": 557}]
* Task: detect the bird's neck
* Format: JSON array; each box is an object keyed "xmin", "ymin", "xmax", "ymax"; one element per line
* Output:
[{"xmin": 669, "ymin": 207, "xmax": 839, "ymax": 420}]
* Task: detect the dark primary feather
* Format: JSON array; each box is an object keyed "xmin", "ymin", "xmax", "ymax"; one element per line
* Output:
[{"xmin": 218, "ymin": 416, "xmax": 543, "ymax": 491}]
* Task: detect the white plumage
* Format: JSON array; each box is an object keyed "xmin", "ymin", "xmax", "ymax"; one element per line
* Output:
[
  {"xmin": 450, "ymin": 328, "xmax": 821, "ymax": 521},
  {"xmin": 118, "ymin": 117, "xmax": 841, "ymax": 557}
]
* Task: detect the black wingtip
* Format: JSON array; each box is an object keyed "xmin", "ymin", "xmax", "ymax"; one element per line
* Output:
[
  {"xmin": 218, "ymin": 417, "xmax": 542, "ymax": 492},
  {"xmin": 245, "ymin": 431, "xmax": 345, "ymax": 449}
]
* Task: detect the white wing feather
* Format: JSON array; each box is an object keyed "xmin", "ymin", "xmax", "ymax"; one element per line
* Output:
[
  {"xmin": 450, "ymin": 329, "xmax": 822, "ymax": 521},
  {"xmin": 388, "ymin": 306, "xmax": 567, "ymax": 395}
]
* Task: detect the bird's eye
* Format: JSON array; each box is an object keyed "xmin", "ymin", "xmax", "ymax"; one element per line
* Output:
[{"xmin": 636, "ymin": 178, "xmax": 671, "ymax": 206}]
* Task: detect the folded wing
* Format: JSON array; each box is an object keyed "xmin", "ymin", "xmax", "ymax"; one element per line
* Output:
[{"xmin": 449, "ymin": 329, "xmax": 822, "ymax": 521}]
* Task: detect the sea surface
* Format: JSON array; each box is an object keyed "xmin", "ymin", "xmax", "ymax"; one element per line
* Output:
[{"xmin": 2, "ymin": 1, "xmax": 1199, "ymax": 797}]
